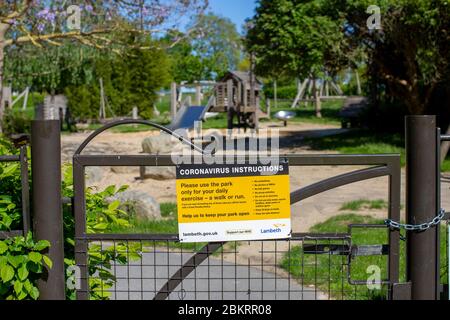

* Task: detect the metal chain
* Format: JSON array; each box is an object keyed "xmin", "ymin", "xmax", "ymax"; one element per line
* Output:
[{"xmin": 384, "ymin": 208, "xmax": 446, "ymax": 231}]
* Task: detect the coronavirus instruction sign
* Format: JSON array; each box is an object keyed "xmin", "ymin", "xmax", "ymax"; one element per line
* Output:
[{"xmin": 176, "ymin": 161, "xmax": 291, "ymax": 242}]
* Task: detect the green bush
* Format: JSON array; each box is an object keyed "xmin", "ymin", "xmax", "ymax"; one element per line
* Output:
[
  {"xmin": 61, "ymin": 166, "xmax": 140, "ymax": 300},
  {"xmin": 1, "ymin": 108, "xmax": 32, "ymax": 136},
  {"xmin": 0, "ymin": 139, "xmax": 23, "ymax": 231},
  {"xmin": 263, "ymin": 85, "xmax": 298, "ymax": 99},
  {"xmin": 65, "ymin": 85, "xmax": 100, "ymax": 121},
  {"xmin": 0, "ymin": 233, "xmax": 51, "ymax": 300},
  {"xmin": 1, "ymin": 136, "xmax": 140, "ymax": 300}
]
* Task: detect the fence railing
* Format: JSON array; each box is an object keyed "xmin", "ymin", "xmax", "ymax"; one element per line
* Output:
[{"xmin": 0, "ymin": 145, "xmax": 30, "ymax": 239}]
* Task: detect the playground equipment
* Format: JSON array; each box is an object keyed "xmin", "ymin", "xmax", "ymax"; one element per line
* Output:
[
  {"xmin": 274, "ymin": 110, "xmax": 296, "ymax": 127},
  {"xmin": 170, "ymin": 71, "xmax": 266, "ymax": 131},
  {"xmin": 208, "ymin": 71, "xmax": 264, "ymax": 130},
  {"xmin": 167, "ymin": 105, "xmax": 208, "ymax": 131}
]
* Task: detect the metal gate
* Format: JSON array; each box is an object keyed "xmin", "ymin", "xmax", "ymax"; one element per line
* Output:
[{"xmin": 72, "ymin": 120, "xmax": 401, "ymax": 300}]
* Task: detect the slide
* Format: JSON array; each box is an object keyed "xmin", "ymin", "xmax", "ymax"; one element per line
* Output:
[{"xmin": 167, "ymin": 105, "xmax": 209, "ymax": 131}]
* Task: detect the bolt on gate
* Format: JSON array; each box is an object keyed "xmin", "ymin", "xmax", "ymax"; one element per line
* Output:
[{"xmin": 72, "ymin": 120, "xmax": 402, "ymax": 300}]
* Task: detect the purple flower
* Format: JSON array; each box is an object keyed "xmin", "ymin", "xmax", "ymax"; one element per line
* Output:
[{"xmin": 37, "ymin": 23, "xmax": 45, "ymax": 33}]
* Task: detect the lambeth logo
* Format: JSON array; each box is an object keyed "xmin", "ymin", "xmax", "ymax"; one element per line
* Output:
[{"xmin": 260, "ymin": 228, "xmax": 282, "ymax": 234}]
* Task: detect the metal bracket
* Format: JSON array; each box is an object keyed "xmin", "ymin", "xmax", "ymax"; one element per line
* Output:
[
  {"xmin": 392, "ymin": 282, "xmax": 412, "ymax": 300},
  {"xmin": 303, "ymin": 244, "xmax": 389, "ymax": 257}
]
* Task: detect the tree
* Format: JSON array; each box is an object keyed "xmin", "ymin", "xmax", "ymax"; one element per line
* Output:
[
  {"xmin": 168, "ymin": 12, "xmax": 243, "ymax": 82},
  {"xmin": 191, "ymin": 13, "xmax": 243, "ymax": 79},
  {"xmin": 0, "ymin": 0, "xmax": 207, "ymax": 132},
  {"xmin": 63, "ymin": 38, "xmax": 171, "ymax": 120},
  {"xmin": 245, "ymin": 0, "xmax": 347, "ymax": 116},
  {"xmin": 245, "ymin": 0, "xmax": 346, "ymax": 80},
  {"xmin": 166, "ymin": 35, "xmax": 206, "ymax": 83}
]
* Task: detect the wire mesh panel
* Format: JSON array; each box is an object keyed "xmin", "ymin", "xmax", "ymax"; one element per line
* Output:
[{"xmin": 79, "ymin": 235, "xmax": 391, "ymax": 300}]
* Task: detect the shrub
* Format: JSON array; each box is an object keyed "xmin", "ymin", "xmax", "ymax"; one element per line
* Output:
[
  {"xmin": 0, "ymin": 138, "xmax": 23, "ymax": 231},
  {"xmin": 1, "ymin": 137, "xmax": 140, "ymax": 300},
  {"xmin": 263, "ymin": 85, "xmax": 298, "ymax": 99},
  {"xmin": 61, "ymin": 166, "xmax": 140, "ymax": 300},
  {"xmin": 0, "ymin": 233, "xmax": 51, "ymax": 300},
  {"xmin": 1, "ymin": 109, "xmax": 32, "ymax": 136}
]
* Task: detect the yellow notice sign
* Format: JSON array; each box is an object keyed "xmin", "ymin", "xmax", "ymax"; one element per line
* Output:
[{"xmin": 176, "ymin": 161, "xmax": 291, "ymax": 242}]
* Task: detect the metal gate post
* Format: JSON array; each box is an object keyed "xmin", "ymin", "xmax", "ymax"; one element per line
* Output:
[
  {"xmin": 31, "ymin": 120, "xmax": 65, "ymax": 300},
  {"xmin": 405, "ymin": 115, "xmax": 439, "ymax": 300}
]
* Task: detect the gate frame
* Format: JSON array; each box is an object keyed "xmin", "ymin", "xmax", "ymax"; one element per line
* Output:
[{"xmin": 72, "ymin": 120, "xmax": 402, "ymax": 300}]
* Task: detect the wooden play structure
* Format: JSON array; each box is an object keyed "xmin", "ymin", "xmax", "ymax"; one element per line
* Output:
[
  {"xmin": 170, "ymin": 71, "xmax": 266, "ymax": 131},
  {"xmin": 208, "ymin": 71, "xmax": 263, "ymax": 130}
]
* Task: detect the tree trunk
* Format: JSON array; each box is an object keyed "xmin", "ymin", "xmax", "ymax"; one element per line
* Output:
[
  {"xmin": 355, "ymin": 69, "xmax": 362, "ymax": 95},
  {"xmin": 0, "ymin": 23, "xmax": 10, "ymax": 134}
]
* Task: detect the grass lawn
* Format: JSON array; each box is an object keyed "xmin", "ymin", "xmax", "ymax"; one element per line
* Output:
[
  {"xmin": 340, "ymin": 199, "xmax": 388, "ymax": 211},
  {"xmin": 81, "ymin": 97, "xmax": 344, "ymax": 133},
  {"xmin": 280, "ymin": 214, "xmax": 448, "ymax": 300},
  {"xmin": 264, "ymin": 99, "xmax": 343, "ymax": 126},
  {"xmin": 109, "ymin": 202, "xmax": 206, "ymax": 250},
  {"xmin": 304, "ymin": 129, "xmax": 450, "ymax": 171}
]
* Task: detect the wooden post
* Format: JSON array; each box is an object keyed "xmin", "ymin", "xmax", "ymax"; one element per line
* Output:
[
  {"xmin": 195, "ymin": 84, "xmax": 202, "ymax": 105},
  {"xmin": 186, "ymin": 95, "xmax": 192, "ymax": 107},
  {"xmin": 273, "ymin": 80, "xmax": 278, "ymax": 108},
  {"xmin": 170, "ymin": 82, "xmax": 177, "ymax": 119},
  {"xmin": 227, "ymin": 79, "xmax": 234, "ymax": 109},
  {"xmin": 99, "ymin": 78, "xmax": 106, "ymax": 119},
  {"xmin": 250, "ymin": 53, "xmax": 256, "ymax": 108},
  {"xmin": 313, "ymin": 77, "xmax": 322, "ymax": 118}
]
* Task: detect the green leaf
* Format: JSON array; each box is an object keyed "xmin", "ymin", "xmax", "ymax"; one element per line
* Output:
[
  {"xmin": 0, "ymin": 241, "xmax": 7, "ymax": 254},
  {"xmin": 0, "ymin": 256, "xmax": 7, "ymax": 268},
  {"xmin": 28, "ymin": 252, "xmax": 42, "ymax": 263},
  {"xmin": 23, "ymin": 280, "xmax": 32, "ymax": 293},
  {"xmin": 43, "ymin": 255, "xmax": 53, "ymax": 269},
  {"xmin": 17, "ymin": 290, "xmax": 27, "ymax": 300},
  {"xmin": 8, "ymin": 255, "xmax": 25, "ymax": 268},
  {"xmin": 29, "ymin": 286, "xmax": 39, "ymax": 300},
  {"xmin": 34, "ymin": 240, "xmax": 50, "ymax": 251},
  {"xmin": 14, "ymin": 280, "xmax": 23, "ymax": 295},
  {"xmin": 1, "ymin": 265, "xmax": 14, "ymax": 282},
  {"xmin": 17, "ymin": 264, "xmax": 29, "ymax": 281},
  {"xmin": 93, "ymin": 223, "xmax": 108, "ymax": 230},
  {"xmin": 108, "ymin": 200, "xmax": 120, "ymax": 211}
]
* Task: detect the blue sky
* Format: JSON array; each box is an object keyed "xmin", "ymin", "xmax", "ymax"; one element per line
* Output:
[{"xmin": 208, "ymin": 0, "xmax": 257, "ymax": 33}]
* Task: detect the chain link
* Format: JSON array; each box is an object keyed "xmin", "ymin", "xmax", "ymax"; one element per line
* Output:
[{"xmin": 384, "ymin": 208, "xmax": 446, "ymax": 231}]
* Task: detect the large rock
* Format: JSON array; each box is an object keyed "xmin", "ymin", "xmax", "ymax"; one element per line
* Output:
[
  {"xmin": 142, "ymin": 133, "xmax": 182, "ymax": 154},
  {"xmin": 111, "ymin": 190, "xmax": 161, "ymax": 220},
  {"xmin": 85, "ymin": 167, "xmax": 107, "ymax": 185},
  {"xmin": 110, "ymin": 166, "xmax": 139, "ymax": 174},
  {"xmin": 143, "ymin": 167, "xmax": 176, "ymax": 180}
]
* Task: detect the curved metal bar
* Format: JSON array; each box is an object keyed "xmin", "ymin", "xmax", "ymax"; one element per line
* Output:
[
  {"xmin": 153, "ymin": 242, "xmax": 224, "ymax": 300},
  {"xmin": 290, "ymin": 165, "xmax": 390, "ymax": 205},
  {"xmin": 74, "ymin": 119, "xmax": 204, "ymax": 156}
]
